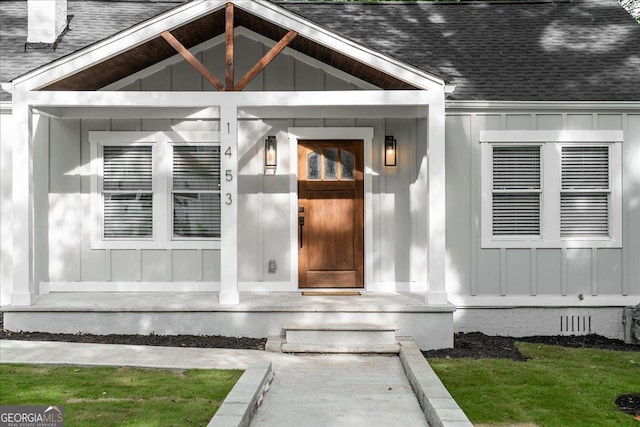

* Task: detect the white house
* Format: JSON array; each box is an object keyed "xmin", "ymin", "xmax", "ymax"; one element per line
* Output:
[{"xmin": 1, "ymin": 0, "xmax": 638, "ymax": 350}]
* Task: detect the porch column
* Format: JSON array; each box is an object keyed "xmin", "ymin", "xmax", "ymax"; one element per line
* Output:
[
  {"xmin": 426, "ymin": 92, "xmax": 448, "ymax": 305},
  {"xmin": 11, "ymin": 95, "xmax": 35, "ymax": 305},
  {"xmin": 219, "ymin": 104, "xmax": 239, "ymax": 304}
]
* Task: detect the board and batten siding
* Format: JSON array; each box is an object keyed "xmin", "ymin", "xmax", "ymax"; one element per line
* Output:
[
  {"xmin": 1, "ymin": 107, "xmax": 14, "ymax": 304},
  {"xmin": 445, "ymin": 112, "xmax": 640, "ymax": 299},
  {"xmin": 44, "ymin": 114, "xmax": 420, "ymax": 288},
  {"xmin": 46, "ymin": 117, "xmax": 222, "ymax": 286},
  {"xmin": 40, "ymin": 33, "xmax": 421, "ymax": 290}
]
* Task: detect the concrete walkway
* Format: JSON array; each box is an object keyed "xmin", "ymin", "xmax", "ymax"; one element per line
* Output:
[
  {"xmin": 251, "ymin": 354, "xmax": 428, "ymax": 427},
  {"xmin": 0, "ymin": 340, "xmax": 281, "ymax": 370},
  {"xmin": 0, "ymin": 340, "xmax": 430, "ymax": 426}
]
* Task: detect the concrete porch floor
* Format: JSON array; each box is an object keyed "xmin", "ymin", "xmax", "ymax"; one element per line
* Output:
[
  {"xmin": 2, "ymin": 292, "xmax": 455, "ymax": 350},
  {"xmin": 2, "ymin": 291, "xmax": 453, "ymax": 312}
]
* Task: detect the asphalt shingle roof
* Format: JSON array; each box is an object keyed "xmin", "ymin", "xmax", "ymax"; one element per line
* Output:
[
  {"xmin": 1, "ymin": 0, "xmax": 639, "ymax": 102},
  {"xmin": 285, "ymin": 0, "xmax": 640, "ymax": 101},
  {"xmin": 0, "ymin": 0, "xmax": 181, "ymax": 101}
]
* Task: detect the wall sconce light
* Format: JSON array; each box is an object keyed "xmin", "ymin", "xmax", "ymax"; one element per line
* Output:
[
  {"xmin": 384, "ymin": 135, "xmax": 397, "ymax": 167},
  {"xmin": 265, "ymin": 135, "xmax": 277, "ymax": 173}
]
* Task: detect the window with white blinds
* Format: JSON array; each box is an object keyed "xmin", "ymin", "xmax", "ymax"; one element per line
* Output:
[
  {"xmin": 560, "ymin": 146, "xmax": 609, "ymax": 237},
  {"xmin": 102, "ymin": 146, "xmax": 153, "ymax": 238},
  {"xmin": 172, "ymin": 145, "xmax": 221, "ymax": 238},
  {"xmin": 90, "ymin": 131, "xmax": 222, "ymax": 249},
  {"xmin": 492, "ymin": 146, "xmax": 541, "ymax": 236},
  {"xmin": 480, "ymin": 130, "xmax": 622, "ymax": 248}
]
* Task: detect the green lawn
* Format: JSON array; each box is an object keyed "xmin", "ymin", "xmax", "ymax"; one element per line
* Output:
[
  {"xmin": 428, "ymin": 342, "xmax": 640, "ymax": 427},
  {"xmin": 0, "ymin": 364, "xmax": 242, "ymax": 427}
]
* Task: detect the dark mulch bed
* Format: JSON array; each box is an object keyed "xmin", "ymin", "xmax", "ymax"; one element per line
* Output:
[
  {"xmin": 423, "ymin": 332, "xmax": 528, "ymax": 361},
  {"xmin": 423, "ymin": 331, "xmax": 640, "ymax": 361},
  {"xmin": 0, "ymin": 312, "xmax": 265, "ymax": 350},
  {"xmin": 616, "ymin": 394, "xmax": 640, "ymax": 417},
  {"xmin": 0, "ymin": 329, "xmax": 266, "ymax": 350}
]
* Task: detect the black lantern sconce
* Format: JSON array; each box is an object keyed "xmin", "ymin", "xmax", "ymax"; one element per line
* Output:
[
  {"xmin": 264, "ymin": 135, "xmax": 277, "ymax": 173},
  {"xmin": 384, "ymin": 135, "xmax": 397, "ymax": 167}
]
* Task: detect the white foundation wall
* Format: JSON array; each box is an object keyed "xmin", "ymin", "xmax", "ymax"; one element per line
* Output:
[
  {"xmin": 454, "ymin": 307, "xmax": 627, "ymax": 340},
  {"xmin": 445, "ymin": 111, "xmax": 640, "ymax": 313}
]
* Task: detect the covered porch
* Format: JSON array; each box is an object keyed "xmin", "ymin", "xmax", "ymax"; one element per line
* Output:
[
  {"xmin": 5, "ymin": 89, "xmax": 454, "ymax": 349},
  {"xmin": 2, "ymin": 0, "xmax": 453, "ymax": 350},
  {"xmin": 9, "ymin": 89, "xmax": 447, "ymax": 302}
]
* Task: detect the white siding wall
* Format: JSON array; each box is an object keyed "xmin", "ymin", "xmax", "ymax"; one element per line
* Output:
[
  {"xmin": 0, "ymin": 108, "xmax": 13, "ymax": 304},
  {"xmin": 44, "ymin": 118, "xmax": 417, "ymax": 288},
  {"xmin": 40, "ymin": 34, "xmax": 418, "ymax": 290},
  {"xmin": 47, "ymin": 117, "xmax": 222, "ymax": 285},
  {"xmin": 446, "ymin": 112, "xmax": 640, "ymax": 299}
]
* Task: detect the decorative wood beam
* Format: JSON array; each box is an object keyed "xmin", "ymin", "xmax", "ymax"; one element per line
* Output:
[
  {"xmin": 234, "ymin": 30, "xmax": 298, "ymax": 92},
  {"xmin": 225, "ymin": 2, "xmax": 234, "ymax": 91},
  {"xmin": 160, "ymin": 31, "xmax": 225, "ymax": 91}
]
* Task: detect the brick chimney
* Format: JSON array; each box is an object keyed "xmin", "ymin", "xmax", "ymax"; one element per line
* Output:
[{"xmin": 27, "ymin": 0, "xmax": 68, "ymax": 47}]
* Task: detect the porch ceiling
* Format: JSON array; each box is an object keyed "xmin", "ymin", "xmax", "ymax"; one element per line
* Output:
[{"xmin": 42, "ymin": 6, "xmax": 417, "ymax": 92}]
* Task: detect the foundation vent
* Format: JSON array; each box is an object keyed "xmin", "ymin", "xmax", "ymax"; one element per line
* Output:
[{"xmin": 560, "ymin": 315, "xmax": 591, "ymax": 335}]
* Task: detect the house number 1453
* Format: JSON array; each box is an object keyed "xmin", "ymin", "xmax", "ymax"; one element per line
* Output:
[{"xmin": 224, "ymin": 147, "xmax": 233, "ymax": 204}]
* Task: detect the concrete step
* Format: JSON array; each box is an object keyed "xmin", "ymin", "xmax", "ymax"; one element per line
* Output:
[
  {"xmin": 280, "ymin": 322, "xmax": 399, "ymax": 353},
  {"xmin": 281, "ymin": 342, "xmax": 400, "ymax": 354}
]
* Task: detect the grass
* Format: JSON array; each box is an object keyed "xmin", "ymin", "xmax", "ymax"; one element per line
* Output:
[
  {"xmin": 427, "ymin": 342, "xmax": 640, "ymax": 427},
  {"xmin": 0, "ymin": 364, "xmax": 243, "ymax": 427}
]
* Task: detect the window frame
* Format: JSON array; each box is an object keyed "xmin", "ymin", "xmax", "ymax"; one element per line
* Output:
[
  {"xmin": 169, "ymin": 142, "xmax": 222, "ymax": 241},
  {"xmin": 100, "ymin": 142, "xmax": 156, "ymax": 241},
  {"xmin": 490, "ymin": 144, "xmax": 543, "ymax": 239},
  {"xmin": 90, "ymin": 131, "xmax": 221, "ymax": 250},
  {"xmin": 559, "ymin": 144, "xmax": 611, "ymax": 239},
  {"xmin": 479, "ymin": 130, "xmax": 623, "ymax": 249}
]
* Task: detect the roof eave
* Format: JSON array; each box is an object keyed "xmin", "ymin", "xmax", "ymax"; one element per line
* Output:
[{"xmin": 446, "ymin": 100, "xmax": 640, "ymax": 111}]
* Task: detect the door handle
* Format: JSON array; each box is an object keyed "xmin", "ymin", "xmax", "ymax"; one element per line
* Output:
[{"xmin": 298, "ymin": 216, "xmax": 304, "ymax": 248}]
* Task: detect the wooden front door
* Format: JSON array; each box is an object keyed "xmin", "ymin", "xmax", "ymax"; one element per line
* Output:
[{"xmin": 298, "ymin": 140, "xmax": 364, "ymax": 288}]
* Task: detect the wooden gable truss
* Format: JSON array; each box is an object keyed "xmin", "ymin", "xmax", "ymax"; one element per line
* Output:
[{"xmin": 160, "ymin": 3, "xmax": 297, "ymax": 92}]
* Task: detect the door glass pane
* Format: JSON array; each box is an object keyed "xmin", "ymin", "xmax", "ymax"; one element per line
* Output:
[
  {"xmin": 340, "ymin": 150, "xmax": 355, "ymax": 180},
  {"xmin": 307, "ymin": 150, "xmax": 321, "ymax": 180},
  {"xmin": 324, "ymin": 148, "xmax": 338, "ymax": 180}
]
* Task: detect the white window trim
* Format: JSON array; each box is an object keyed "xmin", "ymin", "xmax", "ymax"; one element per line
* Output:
[
  {"xmin": 480, "ymin": 130, "xmax": 623, "ymax": 249},
  {"xmin": 90, "ymin": 131, "xmax": 221, "ymax": 250},
  {"xmin": 168, "ymin": 142, "xmax": 222, "ymax": 242}
]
